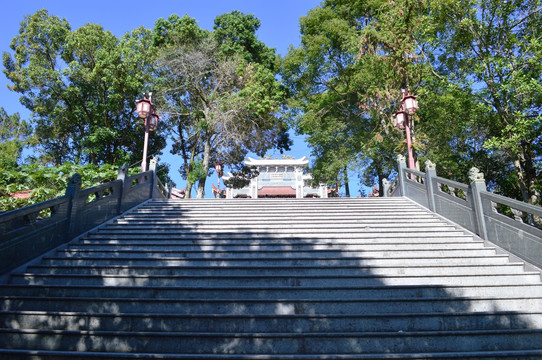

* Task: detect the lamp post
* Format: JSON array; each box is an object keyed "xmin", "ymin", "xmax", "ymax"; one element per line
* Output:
[
  {"xmin": 136, "ymin": 93, "xmax": 160, "ymax": 172},
  {"xmin": 394, "ymin": 89, "xmax": 418, "ymax": 172},
  {"xmin": 215, "ymin": 162, "xmax": 223, "ymax": 189}
]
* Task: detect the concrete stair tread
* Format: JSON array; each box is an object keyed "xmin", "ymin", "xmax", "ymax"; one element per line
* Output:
[
  {"xmin": 2, "ymin": 348, "xmax": 542, "ymax": 359},
  {"xmin": 3, "ymin": 283, "xmax": 542, "ymax": 299},
  {"xmin": 25, "ymin": 263, "xmax": 524, "ymax": 270},
  {"xmin": 69, "ymin": 242, "xmax": 486, "ymax": 249},
  {"xmin": 13, "ymin": 271, "xmax": 540, "ymax": 281},
  {"xmin": 83, "ymin": 233, "xmax": 474, "ymax": 240},
  {"xmin": 2, "ymin": 328, "xmax": 542, "ymax": 355},
  {"xmin": 78, "ymin": 237, "xmax": 478, "ymax": 244},
  {"xmin": 54, "ymin": 247, "xmax": 498, "ymax": 254},
  {"xmin": 4, "ymin": 294, "xmax": 542, "ymax": 305},
  {"xmin": 4, "ymin": 327, "xmax": 542, "ymax": 336},
  {"xmin": 6, "ymin": 309, "xmax": 542, "ymax": 317},
  {"xmin": 4, "ymin": 309, "xmax": 542, "ymax": 333},
  {"xmin": 39, "ymin": 255, "xmax": 514, "ymax": 265},
  {"xmin": 1, "ymin": 350, "xmax": 542, "ymax": 360}
]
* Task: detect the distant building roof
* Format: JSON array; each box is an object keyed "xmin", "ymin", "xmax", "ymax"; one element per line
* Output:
[
  {"xmin": 245, "ymin": 156, "xmax": 309, "ymax": 167},
  {"xmin": 9, "ymin": 190, "xmax": 33, "ymax": 199}
]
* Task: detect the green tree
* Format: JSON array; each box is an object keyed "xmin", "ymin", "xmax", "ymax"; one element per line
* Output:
[
  {"xmin": 3, "ymin": 9, "xmax": 166, "ymax": 167},
  {"xmin": 428, "ymin": 0, "xmax": 542, "ymax": 204},
  {"xmin": 0, "ymin": 108, "xmax": 32, "ymax": 169},
  {"xmin": 283, "ymin": 0, "xmax": 428, "ymax": 193},
  {"xmin": 155, "ymin": 11, "xmax": 289, "ymax": 198}
]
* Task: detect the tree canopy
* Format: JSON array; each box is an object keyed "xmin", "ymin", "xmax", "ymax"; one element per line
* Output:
[
  {"xmin": 3, "ymin": 9, "xmax": 165, "ymax": 167},
  {"xmin": 153, "ymin": 11, "xmax": 290, "ymax": 198},
  {"xmin": 283, "ymin": 0, "xmax": 541, "ymax": 204},
  {"xmin": 2, "ymin": 3, "xmax": 541, "ymax": 205}
]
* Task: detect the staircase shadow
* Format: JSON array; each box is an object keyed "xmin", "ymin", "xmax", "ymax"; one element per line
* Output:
[{"xmin": 2, "ymin": 199, "xmax": 542, "ymax": 356}]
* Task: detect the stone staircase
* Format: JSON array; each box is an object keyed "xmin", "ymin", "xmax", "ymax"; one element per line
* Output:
[{"xmin": 1, "ymin": 197, "xmax": 542, "ymax": 359}]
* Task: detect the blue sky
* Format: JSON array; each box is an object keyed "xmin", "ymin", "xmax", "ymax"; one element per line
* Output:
[{"xmin": 0, "ymin": 0, "xmax": 366, "ymax": 197}]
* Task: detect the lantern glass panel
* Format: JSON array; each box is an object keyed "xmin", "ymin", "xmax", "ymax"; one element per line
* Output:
[
  {"xmin": 137, "ymin": 100, "xmax": 151, "ymax": 118},
  {"xmin": 403, "ymin": 96, "xmax": 418, "ymax": 115},
  {"xmin": 148, "ymin": 114, "xmax": 159, "ymax": 131},
  {"xmin": 394, "ymin": 111, "xmax": 406, "ymax": 129}
]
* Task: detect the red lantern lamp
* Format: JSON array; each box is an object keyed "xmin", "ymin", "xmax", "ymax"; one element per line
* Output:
[
  {"xmin": 148, "ymin": 113, "xmax": 160, "ymax": 131},
  {"xmin": 215, "ymin": 162, "xmax": 223, "ymax": 177},
  {"xmin": 136, "ymin": 97, "xmax": 152, "ymax": 119},
  {"xmin": 394, "ymin": 110, "xmax": 407, "ymax": 129},
  {"xmin": 402, "ymin": 94, "xmax": 418, "ymax": 115}
]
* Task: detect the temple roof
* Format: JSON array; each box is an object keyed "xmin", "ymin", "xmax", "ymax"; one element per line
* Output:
[{"xmin": 245, "ymin": 156, "xmax": 309, "ymax": 167}]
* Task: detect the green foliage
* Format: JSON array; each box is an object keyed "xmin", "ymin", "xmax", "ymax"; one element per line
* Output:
[
  {"xmin": 284, "ymin": 0, "xmax": 541, "ymax": 203},
  {"xmin": 186, "ymin": 159, "xmax": 206, "ymax": 185},
  {"xmin": 426, "ymin": 0, "xmax": 542, "ymax": 204},
  {"xmin": 0, "ymin": 162, "xmax": 130, "ymax": 212},
  {"xmin": 155, "ymin": 11, "xmax": 289, "ymax": 198},
  {"xmin": 282, "ymin": 0, "xmax": 427, "ymax": 189},
  {"xmin": 213, "ymin": 10, "xmax": 279, "ymax": 72},
  {"xmin": 0, "ymin": 108, "xmax": 32, "ymax": 169},
  {"xmin": 152, "ymin": 14, "xmax": 207, "ymax": 48},
  {"xmin": 223, "ymin": 166, "xmax": 260, "ymax": 189},
  {"xmin": 3, "ymin": 9, "xmax": 166, "ymax": 166}
]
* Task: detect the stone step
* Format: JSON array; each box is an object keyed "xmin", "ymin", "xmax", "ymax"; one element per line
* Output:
[
  {"xmin": 2, "ymin": 328, "xmax": 542, "ymax": 354},
  {"xmin": 24, "ymin": 263, "xmax": 527, "ymax": 277},
  {"xmin": 112, "ymin": 219, "xmax": 445, "ymax": 226},
  {"xmin": 122, "ymin": 205, "xmax": 430, "ymax": 212},
  {"xmin": 2, "ymin": 349, "xmax": 542, "ymax": 360},
  {"xmin": 91, "ymin": 230, "xmax": 469, "ymax": 238},
  {"xmin": 78, "ymin": 236, "xmax": 477, "ymax": 245},
  {"xmin": 2, "ymin": 295, "xmax": 542, "ymax": 314},
  {"xmin": 3, "ymin": 284, "xmax": 542, "ymax": 300},
  {"xmin": 40, "ymin": 254, "xmax": 513, "ymax": 267},
  {"xmin": 140, "ymin": 199, "xmax": 415, "ymax": 207},
  {"xmin": 10, "ymin": 272, "xmax": 542, "ymax": 287},
  {"xmin": 83, "ymin": 232, "xmax": 472, "ymax": 240},
  {"xmin": 119, "ymin": 213, "xmax": 436, "ymax": 220},
  {"xmin": 3, "ymin": 310, "xmax": 541, "ymax": 333},
  {"xmin": 51, "ymin": 248, "xmax": 500, "ymax": 259},
  {"xmin": 99, "ymin": 223, "xmax": 459, "ymax": 231},
  {"xmin": 129, "ymin": 209, "xmax": 426, "ymax": 217},
  {"xmin": 66, "ymin": 242, "xmax": 487, "ymax": 252}
]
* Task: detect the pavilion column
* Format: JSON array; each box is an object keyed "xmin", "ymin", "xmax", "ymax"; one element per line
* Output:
[
  {"xmin": 319, "ymin": 184, "xmax": 328, "ymax": 198},
  {"xmin": 250, "ymin": 176, "xmax": 258, "ymax": 199},
  {"xmin": 295, "ymin": 168, "xmax": 304, "ymax": 198}
]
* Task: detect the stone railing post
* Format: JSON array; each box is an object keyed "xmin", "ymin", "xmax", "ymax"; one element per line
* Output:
[
  {"xmin": 382, "ymin": 179, "xmax": 390, "ymax": 198},
  {"xmin": 149, "ymin": 157, "xmax": 158, "ymax": 199},
  {"xmin": 425, "ymin": 160, "xmax": 437, "ymax": 212},
  {"xmin": 397, "ymin": 155, "xmax": 407, "ymax": 197},
  {"xmin": 319, "ymin": 183, "xmax": 328, "ymax": 199},
  {"xmin": 116, "ymin": 164, "xmax": 128, "ymax": 214},
  {"xmin": 250, "ymin": 176, "xmax": 258, "ymax": 199},
  {"xmin": 468, "ymin": 167, "xmax": 488, "ymax": 240},
  {"xmin": 167, "ymin": 181, "xmax": 173, "ymax": 199},
  {"xmin": 65, "ymin": 173, "xmax": 82, "ymax": 240},
  {"xmin": 226, "ymin": 186, "xmax": 233, "ymax": 199}
]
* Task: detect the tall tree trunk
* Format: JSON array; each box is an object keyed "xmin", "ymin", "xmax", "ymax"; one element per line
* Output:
[
  {"xmin": 180, "ymin": 124, "xmax": 195, "ymax": 199},
  {"xmin": 197, "ymin": 135, "xmax": 211, "ymax": 199},
  {"xmin": 521, "ymin": 143, "xmax": 540, "ymax": 207},
  {"xmin": 343, "ymin": 167, "xmax": 350, "ymax": 198},
  {"xmin": 514, "ymin": 157, "xmax": 531, "ymax": 205},
  {"xmin": 378, "ymin": 171, "xmax": 384, "ymax": 197}
]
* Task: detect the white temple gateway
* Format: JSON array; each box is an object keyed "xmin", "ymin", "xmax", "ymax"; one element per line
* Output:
[{"xmin": 223, "ymin": 157, "xmax": 328, "ymax": 199}]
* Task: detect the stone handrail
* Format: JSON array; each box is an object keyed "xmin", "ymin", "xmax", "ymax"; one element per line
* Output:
[
  {"xmin": 384, "ymin": 155, "xmax": 542, "ymax": 270},
  {"xmin": 0, "ymin": 158, "xmax": 167, "ymax": 276}
]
